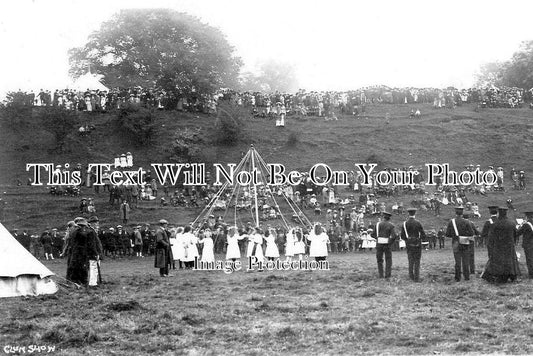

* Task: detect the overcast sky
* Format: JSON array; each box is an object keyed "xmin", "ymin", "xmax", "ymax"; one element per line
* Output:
[{"xmin": 1, "ymin": 0, "xmax": 532, "ymax": 96}]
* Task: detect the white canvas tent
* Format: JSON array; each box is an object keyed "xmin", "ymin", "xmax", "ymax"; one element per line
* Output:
[
  {"xmin": 68, "ymin": 73, "xmax": 109, "ymax": 92},
  {"xmin": 0, "ymin": 223, "xmax": 58, "ymax": 298}
]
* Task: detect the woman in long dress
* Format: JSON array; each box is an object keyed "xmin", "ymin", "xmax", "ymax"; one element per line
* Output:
[
  {"xmin": 264, "ymin": 228, "xmax": 280, "ymax": 261},
  {"xmin": 307, "ymin": 223, "xmax": 329, "ymax": 261},
  {"xmin": 226, "ymin": 226, "xmax": 245, "ymax": 261},
  {"xmin": 198, "ymin": 228, "xmax": 215, "ymax": 263}
]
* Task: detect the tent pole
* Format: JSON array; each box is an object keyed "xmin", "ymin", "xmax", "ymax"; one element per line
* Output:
[{"xmin": 250, "ymin": 145, "xmax": 260, "ymax": 228}]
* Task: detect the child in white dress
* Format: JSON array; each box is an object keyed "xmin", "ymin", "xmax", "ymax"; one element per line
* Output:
[
  {"xmin": 264, "ymin": 228, "xmax": 280, "ymax": 261},
  {"xmin": 226, "ymin": 226, "xmax": 245, "ymax": 261},
  {"xmin": 199, "ymin": 228, "xmax": 215, "ymax": 263}
]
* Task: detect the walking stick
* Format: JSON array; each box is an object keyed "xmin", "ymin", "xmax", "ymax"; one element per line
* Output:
[{"xmin": 97, "ymin": 258, "xmax": 103, "ymax": 284}]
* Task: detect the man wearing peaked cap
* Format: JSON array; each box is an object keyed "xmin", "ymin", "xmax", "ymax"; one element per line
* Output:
[
  {"xmin": 446, "ymin": 205, "xmax": 474, "ymax": 282},
  {"xmin": 516, "ymin": 211, "xmax": 533, "ymax": 278},
  {"xmin": 463, "ymin": 213, "xmax": 480, "ymax": 275},
  {"xmin": 400, "ymin": 207, "xmax": 426, "ymax": 282},
  {"xmin": 482, "ymin": 206, "xmax": 520, "ymax": 283},
  {"xmin": 480, "ymin": 206, "xmax": 499, "ymax": 253},
  {"xmin": 371, "ymin": 211, "xmax": 397, "ymax": 278}
]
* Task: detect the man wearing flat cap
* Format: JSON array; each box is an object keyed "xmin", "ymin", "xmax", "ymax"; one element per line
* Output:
[
  {"xmin": 446, "ymin": 206, "xmax": 474, "ymax": 282},
  {"xmin": 482, "ymin": 207, "xmax": 520, "ymax": 283},
  {"xmin": 154, "ymin": 219, "xmax": 171, "ymax": 277},
  {"xmin": 66, "ymin": 218, "xmax": 100, "ymax": 286},
  {"xmin": 371, "ymin": 211, "xmax": 397, "ymax": 278},
  {"xmin": 400, "ymin": 208, "xmax": 426, "ymax": 282},
  {"xmin": 516, "ymin": 211, "xmax": 533, "ymax": 278}
]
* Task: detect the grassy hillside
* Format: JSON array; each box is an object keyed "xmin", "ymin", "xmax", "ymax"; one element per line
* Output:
[{"xmin": 0, "ymin": 103, "xmax": 532, "ymax": 232}]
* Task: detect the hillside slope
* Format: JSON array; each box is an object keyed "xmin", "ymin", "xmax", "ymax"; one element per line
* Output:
[{"xmin": 0, "ymin": 103, "xmax": 532, "ymax": 232}]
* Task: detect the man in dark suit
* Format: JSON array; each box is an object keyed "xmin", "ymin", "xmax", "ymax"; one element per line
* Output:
[
  {"xmin": 372, "ymin": 211, "xmax": 397, "ymax": 278},
  {"xmin": 154, "ymin": 219, "xmax": 171, "ymax": 277},
  {"xmin": 66, "ymin": 218, "xmax": 100, "ymax": 285},
  {"xmin": 480, "ymin": 206, "xmax": 499, "ymax": 257},
  {"xmin": 401, "ymin": 208, "xmax": 426, "ymax": 282},
  {"xmin": 517, "ymin": 211, "xmax": 533, "ymax": 279},
  {"xmin": 446, "ymin": 206, "xmax": 475, "ymax": 282}
]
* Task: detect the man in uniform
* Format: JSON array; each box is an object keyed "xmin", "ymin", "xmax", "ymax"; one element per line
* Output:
[
  {"xmin": 154, "ymin": 219, "xmax": 171, "ymax": 277},
  {"xmin": 400, "ymin": 208, "xmax": 426, "ymax": 282},
  {"xmin": 482, "ymin": 207, "xmax": 520, "ymax": 283},
  {"xmin": 516, "ymin": 211, "xmax": 533, "ymax": 279},
  {"xmin": 463, "ymin": 214, "xmax": 480, "ymax": 275},
  {"xmin": 480, "ymin": 206, "xmax": 499, "ymax": 258},
  {"xmin": 446, "ymin": 206, "xmax": 474, "ymax": 282},
  {"xmin": 372, "ymin": 211, "xmax": 397, "ymax": 278}
]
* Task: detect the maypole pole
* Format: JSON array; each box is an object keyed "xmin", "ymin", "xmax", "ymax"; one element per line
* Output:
[{"xmin": 250, "ymin": 144, "xmax": 260, "ymax": 228}]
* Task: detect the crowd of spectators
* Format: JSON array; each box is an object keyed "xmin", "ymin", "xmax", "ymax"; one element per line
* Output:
[{"xmin": 3, "ymin": 85, "xmax": 528, "ymax": 116}]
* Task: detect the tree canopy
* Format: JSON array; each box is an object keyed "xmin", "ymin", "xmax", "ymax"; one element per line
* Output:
[
  {"xmin": 69, "ymin": 9, "xmax": 242, "ymax": 95},
  {"xmin": 240, "ymin": 60, "xmax": 299, "ymax": 93},
  {"xmin": 476, "ymin": 41, "xmax": 533, "ymax": 90}
]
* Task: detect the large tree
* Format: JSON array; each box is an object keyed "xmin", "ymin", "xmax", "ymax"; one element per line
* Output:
[
  {"xmin": 69, "ymin": 9, "xmax": 242, "ymax": 94},
  {"xmin": 500, "ymin": 40, "xmax": 533, "ymax": 89},
  {"xmin": 240, "ymin": 60, "xmax": 299, "ymax": 93},
  {"xmin": 474, "ymin": 61, "xmax": 506, "ymax": 88}
]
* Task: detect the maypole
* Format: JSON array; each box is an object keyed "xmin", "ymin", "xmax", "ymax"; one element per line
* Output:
[{"xmin": 250, "ymin": 144, "xmax": 260, "ymax": 228}]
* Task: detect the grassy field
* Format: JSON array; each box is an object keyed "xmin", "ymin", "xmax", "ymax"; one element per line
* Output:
[
  {"xmin": 2, "ymin": 249, "xmax": 533, "ymax": 355},
  {"xmin": 1, "ymin": 103, "xmax": 533, "ymax": 355}
]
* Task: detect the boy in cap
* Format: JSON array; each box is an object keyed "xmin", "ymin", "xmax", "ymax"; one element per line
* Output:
[
  {"xmin": 446, "ymin": 206, "xmax": 474, "ymax": 282},
  {"xmin": 517, "ymin": 211, "xmax": 533, "ymax": 278},
  {"xmin": 400, "ymin": 208, "xmax": 426, "ymax": 282}
]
